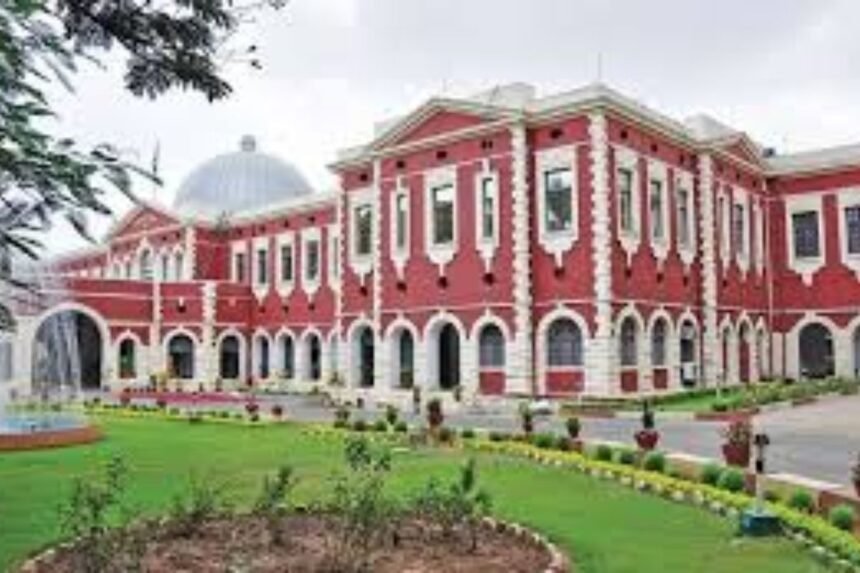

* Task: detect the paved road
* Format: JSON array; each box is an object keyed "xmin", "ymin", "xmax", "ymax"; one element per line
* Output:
[{"xmin": 117, "ymin": 391, "xmax": 859, "ymax": 487}]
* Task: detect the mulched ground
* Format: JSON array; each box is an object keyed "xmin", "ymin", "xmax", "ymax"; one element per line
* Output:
[{"xmin": 24, "ymin": 514, "xmax": 556, "ymax": 573}]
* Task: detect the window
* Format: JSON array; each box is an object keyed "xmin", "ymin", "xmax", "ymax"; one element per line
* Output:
[
  {"xmin": 124, "ymin": 261, "xmax": 132, "ymax": 279},
  {"xmin": 617, "ymin": 167, "xmax": 635, "ymax": 235},
  {"xmin": 281, "ymin": 336, "xmax": 294, "ymax": 378},
  {"xmin": 161, "ymin": 254, "xmax": 170, "ymax": 281},
  {"xmin": 649, "ymin": 179, "xmax": 664, "ymax": 242},
  {"xmin": 174, "ymin": 253, "xmax": 184, "ymax": 281},
  {"xmin": 544, "ymin": 168, "xmax": 573, "ymax": 233},
  {"xmin": 479, "ymin": 176, "xmax": 497, "ymax": 242},
  {"xmin": 846, "ymin": 206, "xmax": 860, "ymax": 255},
  {"xmin": 651, "ymin": 319, "xmax": 667, "ymax": 367},
  {"xmin": 619, "ymin": 317, "xmax": 638, "ymax": 367},
  {"xmin": 256, "ymin": 248, "xmax": 268, "ymax": 285},
  {"xmin": 547, "ymin": 318, "xmax": 583, "ymax": 367},
  {"xmin": 139, "ymin": 251, "xmax": 152, "ymax": 280},
  {"xmin": 793, "ymin": 211, "xmax": 820, "ymax": 259},
  {"xmin": 431, "ymin": 183, "xmax": 455, "ymax": 245},
  {"xmin": 279, "ymin": 244, "xmax": 293, "ymax": 282},
  {"xmin": 733, "ymin": 203, "xmax": 746, "ymax": 257},
  {"xmin": 677, "ymin": 188, "xmax": 691, "ymax": 248},
  {"xmin": 330, "ymin": 235, "xmax": 340, "ymax": 279},
  {"xmin": 354, "ymin": 205, "xmax": 372, "ymax": 257},
  {"xmin": 479, "ymin": 324, "xmax": 505, "ymax": 368},
  {"xmin": 234, "ymin": 252, "xmax": 246, "ymax": 283},
  {"xmin": 119, "ymin": 339, "xmax": 136, "ymax": 378},
  {"xmin": 395, "ymin": 193, "xmax": 408, "ymax": 251},
  {"xmin": 305, "ymin": 238, "xmax": 320, "ymax": 282}
]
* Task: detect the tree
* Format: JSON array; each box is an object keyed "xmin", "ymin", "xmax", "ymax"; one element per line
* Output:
[{"xmin": 0, "ymin": 0, "xmax": 285, "ymax": 293}]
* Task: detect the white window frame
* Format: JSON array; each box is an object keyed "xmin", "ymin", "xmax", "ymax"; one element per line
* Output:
[
  {"xmin": 230, "ymin": 241, "xmax": 248, "ymax": 284},
  {"xmin": 348, "ymin": 187, "xmax": 375, "ymax": 280},
  {"xmin": 675, "ymin": 171, "xmax": 695, "ymax": 266},
  {"xmin": 424, "ymin": 165, "xmax": 458, "ymax": 270},
  {"xmin": 614, "ymin": 146, "xmax": 640, "ymax": 261},
  {"xmin": 837, "ymin": 188, "xmax": 860, "ymax": 279},
  {"xmin": 390, "ymin": 178, "xmax": 411, "ymax": 278},
  {"xmin": 252, "ymin": 236, "xmax": 270, "ymax": 299},
  {"xmin": 275, "ymin": 232, "xmax": 295, "ymax": 296},
  {"xmin": 301, "ymin": 227, "xmax": 322, "ymax": 296},
  {"xmin": 718, "ymin": 190, "xmax": 731, "ymax": 266},
  {"xmin": 647, "ymin": 159, "xmax": 669, "ymax": 261},
  {"xmin": 733, "ymin": 190, "xmax": 750, "ymax": 273},
  {"xmin": 327, "ymin": 224, "xmax": 340, "ymax": 288},
  {"xmin": 753, "ymin": 199, "xmax": 765, "ymax": 274},
  {"xmin": 785, "ymin": 194, "xmax": 825, "ymax": 285},
  {"xmin": 536, "ymin": 145, "xmax": 578, "ymax": 267},
  {"xmin": 474, "ymin": 160, "xmax": 500, "ymax": 271}
]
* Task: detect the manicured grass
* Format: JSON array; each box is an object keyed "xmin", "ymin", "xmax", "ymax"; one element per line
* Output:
[{"xmin": 0, "ymin": 416, "xmax": 828, "ymax": 573}]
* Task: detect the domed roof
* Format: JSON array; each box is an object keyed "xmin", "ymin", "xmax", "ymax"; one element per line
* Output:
[{"xmin": 173, "ymin": 136, "xmax": 312, "ymax": 220}]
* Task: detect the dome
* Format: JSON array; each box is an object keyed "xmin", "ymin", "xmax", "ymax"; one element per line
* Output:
[{"xmin": 173, "ymin": 136, "xmax": 313, "ymax": 219}]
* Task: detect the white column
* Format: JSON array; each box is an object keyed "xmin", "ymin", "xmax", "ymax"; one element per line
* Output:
[
  {"xmin": 371, "ymin": 160, "xmax": 385, "ymax": 390},
  {"xmin": 200, "ymin": 281, "xmax": 217, "ymax": 387},
  {"xmin": 698, "ymin": 154, "xmax": 719, "ymax": 386},
  {"xmin": 507, "ymin": 122, "xmax": 533, "ymax": 395},
  {"xmin": 587, "ymin": 112, "xmax": 615, "ymax": 395}
]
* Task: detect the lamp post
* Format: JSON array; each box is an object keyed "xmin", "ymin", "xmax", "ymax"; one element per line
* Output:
[
  {"xmin": 741, "ymin": 430, "xmax": 780, "ymax": 536},
  {"xmin": 753, "ymin": 432, "xmax": 771, "ymax": 513}
]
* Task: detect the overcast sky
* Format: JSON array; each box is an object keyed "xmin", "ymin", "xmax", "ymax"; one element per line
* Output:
[{"xmin": 45, "ymin": 0, "xmax": 860, "ymax": 253}]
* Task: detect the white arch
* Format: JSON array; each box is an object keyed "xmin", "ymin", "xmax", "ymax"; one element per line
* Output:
[
  {"xmin": 162, "ymin": 327, "xmax": 199, "ymax": 381},
  {"xmin": 251, "ymin": 328, "xmax": 274, "ymax": 381},
  {"xmin": 347, "ymin": 318, "xmax": 376, "ymax": 388},
  {"xmin": 471, "ymin": 311, "xmax": 511, "ymax": 371},
  {"xmin": 298, "ymin": 326, "xmax": 325, "ymax": 382},
  {"xmin": 423, "ymin": 310, "xmax": 468, "ymax": 392},
  {"xmin": 788, "ymin": 313, "xmax": 840, "ymax": 380},
  {"xmin": 717, "ymin": 317, "xmax": 736, "ymax": 385},
  {"xmin": 274, "ymin": 326, "xmax": 298, "ymax": 379},
  {"xmin": 30, "ymin": 301, "xmax": 111, "ymax": 391},
  {"xmin": 753, "ymin": 318, "xmax": 770, "ymax": 380},
  {"xmin": 615, "ymin": 305, "xmax": 645, "ymax": 371},
  {"xmin": 114, "ymin": 329, "xmax": 144, "ymax": 381},
  {"xmin": 676, "ymin": 310, "xmax": 700, "ymax": 388},
  {"xmin": 215, "ymin": 327, "xmax": 246, "ymax": 381},
  {"xmin": 645, "ymin": 309, "xmax": 675, "ymax": 389},
  {"xmin": 384, "ymin": 317, "xmax": 420, "ymax": 390},
  {"xmin": 535, "ymin": 306, "xmax": 591, "ymax": 395}
]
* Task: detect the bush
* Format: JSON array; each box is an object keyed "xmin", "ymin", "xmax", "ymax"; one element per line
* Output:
[
  {"xmin": 565, "ymin": 416, "xmax": 581, "ymax": 439},
  {"xmin": 555, "ymin": 436, "xmax": 571, "ymax": 452},
  {"xmin": 616, "ymin": 448, "xmax": 637, "ymax": 466},
  {"xmin": 333, "ymin": 419, "xmax": 347, "ymax": 429},
  {"xmin": 372, "ymin": 419, "xmax": 388, "ymax": 433},
  {"xmin": 438, "ymin": 426, "xmax": 454, "ymax": 443},
  {"xmin": 717, "ymin": 468, "xmax": 746, "ymax": 493},
  {"xmin": 828, "ymin": 504, "xmax": 856, "ymax": 532},
  {"xmin": 393, "ymin": 421, "xmax": 408, "ymax": 433},
  {"xmin": 642, "ymin": 452, "xmax": 666, "ymax": 473},
  {"xmin": 426, "ymin": 398, "xmax": 444, "ymax": 429},
  {"xmin": 460, "ymin": 428, "xmax": 476, "ymax": 440},
  {"xmin": 594, "ymin": 444, "xmax": 613, "ymax": 462},
  {"xmin": 700, "ymin": 463, "xmax": 724, "ymax": 486},
  {"xmin": 352, "ymin": 419, "xmax": 368, "ymax": 433},
  {"xmin": 787, "ymin": 489, "xmax": 816, "ymax": 513},
  {"xmin": 532, "ymin": 432, "xmax": 555, "ymax": 450},
  {"xmin": 252, "ymin": 465, "xmax": 296, "ymax": 545},
  {"xmin": 334, "ymin": 405, "xmax": 351, "ymax": 425},
  {"xmin": 270, "ymin": 404, "xmax": 284, "ymax": 418},
  {"xmin": 384, "ymin": 404, "xmax": 399, "ymax": 427},
  {"xmin": 763, "ymin": 490, "xmax": 781, "ymax": 503},
  {"xmin": 488, "ymin": 431, "xmax": 507, "ymax": 442}
]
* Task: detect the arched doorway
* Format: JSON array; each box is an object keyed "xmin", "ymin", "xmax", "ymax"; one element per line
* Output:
[
  {"xmin": 738, "ymin": 323, "xmax": 751, "ymax": 383},
  {"xmin": 357, "ymin": 327, "xmax": 374, "ymax": 388},
  {"xmin": 438, "ymin": 323, "xmax": 460, "ymax": 390},
  {"xmin": 219, "ymin": 335, "xmax": 241, "ymax": 379},
  {"xmin": 167, "ymin": 334, "xmax": 195, "ymax": 379},
  {"xmin": 280, "ymin": 335, "xmax": 295, "ymax": 379},
  {"xmin": 255, "ymin": 335, "xmax": 270, "ymax": 379},
  {"xmin": 389, "ymin": 328, "xmax": 414, "ymax": 389},
  {"xmin": 679, "ymin": 320, "xmax": 697, "ymax": 387},
  {"xmin": 32, "ymin": 309, "xmax": 102, "ymax": 392},
  {"xmin": 118, "ymin": 338, "xmax": 136, "ymax": 379},
  {"xmin": 799, "ymin": 323, "xmax": 834, "ymax": 379},
  {"xmin": 306, "ymin": 334, "xmax": 322, "ymax": 381}
]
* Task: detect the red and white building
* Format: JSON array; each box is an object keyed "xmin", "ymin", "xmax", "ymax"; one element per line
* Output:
[{"xmin": 3, "ymin": 83, "xmax": 860, "ymax": 404}]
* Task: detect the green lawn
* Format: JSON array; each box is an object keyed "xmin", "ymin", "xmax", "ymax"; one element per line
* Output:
[{"xmin": 0, "ymin": 417, "xmax": 828, "ymax": 573}]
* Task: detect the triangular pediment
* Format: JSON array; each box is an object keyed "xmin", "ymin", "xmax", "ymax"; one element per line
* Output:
[
  {"xmin": 107, "ymin": 202, "xmax": 180, "ymax": 241},
  {"xmin": 719, "ymin": 135, "xmax": 764, "ymax": 169}
]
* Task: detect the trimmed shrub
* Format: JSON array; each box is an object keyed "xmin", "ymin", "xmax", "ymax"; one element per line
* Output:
[
  {"xmin": 642, "ymin": 452, "xmax": 666, "ymax": 473},
  {"xmin": 565, "ymin": 416, "xmax": 581, "ymax": 439},
  {"xmin": 384, "ymin": 404, "xmax": 399, "ymax": 427},
  {"xmin": 460, "ymin": 428, "xmax": 476, "ymax": 440},
  {"xmin": 393, "ymin": 421, "xmax": 408, "ymax": 433},
  {"xmin": 787, "ymin": 489, "xmax": 816, "ymax": 513},
  {"xmin": 352, "ymin": 419, "xmax": 368, "ymax": 433},
  {"xmin": 828, "ymin": 504, "xmax": 856, "ymax": 532},
  {"xmin": 438, "ymin": 426, "xmax": 454, "ymax": 443},
  {"xmin": 372, "ymin": 419, "xmax": 388, "ymax": 433},
  {"xmin": 717, "ymin": 468, "xmax": 746, "ymax": 493},
  {"xmin": 616, "ymin": 448, "xmax": 637, "ymax": 466},
  {"xmin": 488, "ymin": 431, "xmax": 509, "ymax": 442},
  {"xmin": 555, "ymin": 436, "xmax": 571, "ymax": 452},
  {"xmin": 763, "ymin": 490, "xmax": 781, "ymax": 503},
  {"xmin": 594, "ymin": 444, "xmax": 613, "ymax": 462},
  {"xmin": 532, "ymin": 432, "xmax": 555, "ymax": 449},
  {"xmin": 700, "ymin": 463, "xmax": 724, "ymax": 486}
]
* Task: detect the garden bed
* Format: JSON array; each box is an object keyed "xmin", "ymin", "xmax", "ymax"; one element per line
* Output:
[{"xmin": 19, "ymin": 514, "xmax": 566, "ymax": 573}]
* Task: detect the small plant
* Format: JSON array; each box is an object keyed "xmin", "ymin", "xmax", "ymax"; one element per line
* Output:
[
  {"xmin": 635, "ymin": 400, "xmax": 660, "ymax": 451},
  {"xmin": 518, "ymin": 402, "xmax": 534, "ymax": 437},
  {"xmin": 393, "ymin": 421, "xmax": 408, "ymax": 433},
  {"xmin": 384, "ymin": 404, "xmax": 399, "ymax": 427},
  {"xmin": 763, "ymin": 489, "xmax": 781, "ymax": 503},
  {"xmin": 642, "ymin": 451, "xmax": 666, "ymax": 473},
  {"xmin": 717, "ymin": 468, "xmax": 746, "ymax": 493},
  {"xmin": 169, "ymin": 474, "xmax": 232, "ymax": 538},
  {"xmin": 245, "ymin": 400, "xmax": 259, "ymax": 416},
  {"xmin": 828, "ymin": 504, "xmax": 856, "ymax": 532},
  {"xmin": 335, "ymin": 404, "xmax": 352, "ymax": 426},
  {"xmin": 532, "ymin": 432, "xmax": 555, "ymax": 449},
  {"xmin": 565, "ymin": 416, "xmax": 581, "ymax": 439},
  {"xmin": 460, "ymin": 428, "xmax": 476, "ymax": 440},
  {"xmin": 155, "ymin": 398, "xmax": 167, "ymax": 409},
  {"xmin": 700, "ymin": 463, "xmax": 724, "ymax": 486},
  {"xmin": 438, "ymin": 426, "xmax": 454, "ymax": 443},
  {"xmin": 488, "ymin": 431, "xmax": 506, "ymax": 442},
  {"xmin": 787, "ymin": 489, "xmax": 816, "ymax": 513},
  {"xmin": 372, "ymin": 418, "xmax": 388, "ymax": 433},
  {"xmin": 616, "ymin": 448, "xmax": 637, "ymax": 466},
  {"xmin": 426, "ymin": 398, "xmax": 444, "ymax": 432},
  {"xmin": 252, "ymin": 465, "xmax": 296, "ymax": 545},
  {"xmin": 352, "ymin": 419, "xmax": 367, "ymax": 432},
  {"xmin": 720, "ymin": 419, "xmax": 752, "ymax": 467},
  {"xmin": 594, "ymin": 444, "xmax": 613, "ymax": 462},
  {"xmin": 555, "ymin": 435, "xmax": 572, "ymax": 451},
  {"xmin": 270, "ymin": 404, "xmax": 284, "ymax": 419}
]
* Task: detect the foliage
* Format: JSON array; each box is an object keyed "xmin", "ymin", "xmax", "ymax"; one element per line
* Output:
[
  {"xmin": 828, "ymin": 504, "xmax": 856, "ymax": 532},
  {"xmin": 554, "ymin": 435, "xmax": 572, "ymax": 451},
  {"xmin": 720, "ymin": 419, "xmax": 752, "ymax": 447},
  {"xmin": 565, "ymin": 416, "xmax": 581, "ymax": 439},
  {"xmin": 426, "ymin": 398, "xmax": 444, "ymax": 429},
  {"xmin": 852, "ymin": 451, "xmax": 860, "ymax": 485},
  {"xmin": 169, "ymin": 473, "xmax": 232, "ymax": 537},
  {"xmin": 0, "ymin": 0, "xmax": 284, "ymax": 294},
  {"xmin": 531, "ymin": 432, "xmax": 555, "ymax": 449},
  {"xmin": 371, "ymin": 418, "xmax": 388, "ymax": 433},
  {"xmin": 412, "ymin": 458, "xmax": 491, "ymax": 552},
  {"xmin": 641, "ymin": 400, "xmax": 655, "ymax": 430},
  {"xmin": 437, "ymin": 426, "xmax": 454, "ymax": 443},
  {"xmin": 716, "ymin": 468, "xmax": 746, "ymax": 493},
  {"xmin": 252, "ymin": 465, "xmax": 296, "ymax": 545},
  {"xmin": 460, "ymin": 427, "xmax": 476, "ymax": 439},
  {"xmin": 334, "ymin": 404, "xmax": 351, "ymax": 428},
  {"xmin": 384, "ymin": 404, "xmax": 399, "ymax": 427},
  {"xmin": 393, "ymin": 421, "xmax": 408, "ymax": 433},
  {"xmin": 594, "ymin": 443, "xmax": 613, "ymax": 462},
  {"xmin": 518, "ymin": 402, "xmax": 534, "ymax": 436},
  {"xmin": 616, "ymin": 448, "xmax": 637, "ymax": 466},
  {"xmin": 700, "ymin": 463, "xmax": 724, "ymax": 487},
  {"xmin": 58, "ymin": 455, "xmax": 131, "ymax": 572},
  {"xmin": 788, "ymin": 490, "xmax": 816, "ymax": 514},
  {"xmin": 642, "ymin": 452, "xmax": 666, "ymax": 473}
]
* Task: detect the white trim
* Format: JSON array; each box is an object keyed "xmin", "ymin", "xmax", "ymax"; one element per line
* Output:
[
  {"xmin": 785, "ymin": 194, "xmax": 825, "ymax": 285},
  {"xmin": 615, "ymin": 305, "xmax": 645, "ymax": 376},
  {"xmin": 114, "ymin": 330, "xmax": 144, "ymax": 381},
  {"xmin": 753, "ymin": 198, "xmax": 765, "ymax": 274},
  {"xmin": 422, "ymin": 310, "xmax": 469, "ymax": 392},
  {"xmin": 301, "ymin": 227, "xmax": 322, "ymax": 297},
  {"xmin": 837, "ymin": 187, "xmax": 860, "ymax": 279},
  {"xmin": 535, "ymin": 306, "xmax": 590, "ymax": 395},
  {"xmin": 470, "ymin": 311, "xmax": 511, "ymax": 378},
  {"xmin": 215, "ymin": 328, "xmax": 246, "ymax": 381},
  {"xmin": 474, "ymin": 160, "xmax": 500, "ymax": 272},
  {"xmin": 348, "ymin": 187, "xmax": 374, "ymax": 281},
  {"xmin": 275, "ymin": 232, "xmax": 296, "ymax": 296},
  {"xmin": 646, "ymin": 159, "xmax": 670, "ymax": 262},
  {"xmin": 390, "ymin": 178, "xmax": 411, "ymax": 279},
  {"xmin": 274, "ymin": 327, "xmax": 297, "ymax": 379},
  {"xmin": 717, "ymin": 189, "xmax": 730, "ymax": 266},
  {"xmin": 732, "ymin": 189, "xmax": 750, "ymax": 274},
  {"xmin": 614, "ymin": 145, "xmax": 640, "ymax": 263},
  {"xmin": 162, "ymin": 327, "xmax": 199, "ymax": 381},
  {"xmin": 347, "ymin": 318, "xmax": 376, "ymax": 388},
  {"xmin": 251, "ymin": 236, "xmax": 270, "ymax": 300},
  {"xmin": 536, "ymin": 144, "xmax": 578, "ymax": 267},
  {"xmin": 675, "ymin": 170, "xmax": 696, "ymax": 267},
  {"xmin": 423, "ymin": 165, "xmax": 459, "ymax": 272},
  {"xmin": 327, "ymin": 224, "xmax": 340, "ymax": 289},
  {"xmin": 646, "ymin": 308, "xmax": 676, "ymax": 390},
  {"xmin": 383, "ymin": 317, "xmax": 421, "ymax": 390}
]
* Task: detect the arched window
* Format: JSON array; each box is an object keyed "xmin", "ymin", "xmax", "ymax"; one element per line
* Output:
[
  {"xmin": 281, "ymin": 335, "xmax": 295, "ymax": 378},
  {"xmin": 798, "ymin": 323, "xmax": 834, "ymax": 379},
  {"xmin": 118, "ymin": 338, "xmax": 136, "ymax": 379},
  {"xmin": 479, "ymin": 324, "xmax": 505, "ymax": 368},
  {"xmin": 139, "ymin": 250, "xmax": 152, "ymax": 280},
  {"xmin": 219, "ymin": 335, "xmax": 240, "ymax": 379},
  {"xmin": 619, "ymin": 317, "xmax": 638, "ymax": 367},
  {"xmin": 547, "ymin": 318, "xmax": 583, "ymax": 367},
  {"xmin": 161, "ymin": 254, "xmax": 170, "ymax": 281},
  {"xmin": 650, "ymin": 318, "xmax": 667, "ymax": 367},
  {"xmin": 168, "ymin": 334, "xmax": 194, "ymax": 379},
  {"xmin": 257, "ymin": 336, "xmax": 270, "ymax": 379},
  {"xmin": 308, "ymin": 335, "xmax": 322, "ymax": 381},
  {"xmin": 174, "ymin": 252, "xmax": 184, "ymax": 281},
  {"xmin": 397, "ymin": 331, "xmax": 413, "ymax": 388}
]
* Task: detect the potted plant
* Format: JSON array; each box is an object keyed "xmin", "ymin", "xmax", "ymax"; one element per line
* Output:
[
  {"xmin": 852, "ymin": 452, "xmax": 860, "ymax": 497},
  {"xmin": 634, "ymin": 400, "xmax": 659, "ymax": 450},
  {"xmin": 721, "ymin": 418, "xmax": 752, "ymax": 467},
  {"xmin": 519, "ymin": 403, "xmax": 534, "ymax": 438},
  {"xmin": 245, "ymin": 400, "xmax": 260, "ymax": 417},
  {"xmin": 426, "ymin": 398, "xmax": 444, "ymax": 435},
  {"xmin": 566, "ymin": 416, "xmax": 581, "ymax": 439}
]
